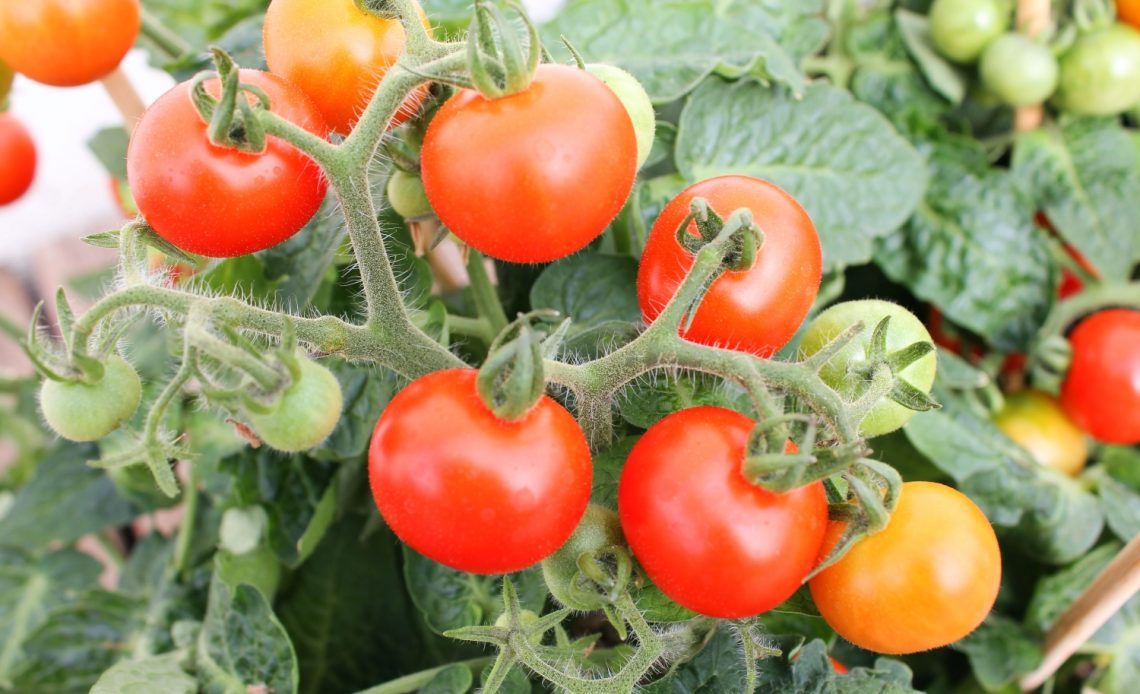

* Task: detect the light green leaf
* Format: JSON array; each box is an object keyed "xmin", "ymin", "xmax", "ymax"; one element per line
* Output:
[
  {"xmin": 197, "ymin": 578, "xmax": 298, "ymax": 694},
  {"xmin": 893, "ymin": 9, "xmax": 967, "ymax": 105},
  {"xmin": 90, "ymin": 651, "xmax": 196, "ymax": 694},
  {"xmin": 675, "ymin": 78, "xmax": 927, "ymax": 271}
]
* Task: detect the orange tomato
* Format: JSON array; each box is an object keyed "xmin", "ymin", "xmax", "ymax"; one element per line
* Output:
[
  {"xmin": 994, "ymin": 390, "xmax": 1088, "ymax": 477},
  {"xmin": 1119, "ymin": 0, "xmax": 1140, "ymax": 30}
]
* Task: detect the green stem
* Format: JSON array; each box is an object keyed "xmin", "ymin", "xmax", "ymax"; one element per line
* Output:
[
  {"xmin": 466, "ymin": 249, "xmax": 509, "ymax": 336},
  {"xmin": 259, "ymin": 110, "xmax": 342, "ymax": 167},
  {"xmin": 448, "ymin": 314, "xmax": 495, "ymax": 343},
  {"xmin": 139, "ymin": 8, "xmax": 195, "ymax": 60},
  {"xmin": 352, "ymin": 656, "xmax": 496, "ymax": 694},
  {"xmin": 172, "ymin": 458, "xmax": 200, "ymax": 580},
  {"xmin": 1035, "ymin": 281, "xmax": 1140, "ymax": 340}
]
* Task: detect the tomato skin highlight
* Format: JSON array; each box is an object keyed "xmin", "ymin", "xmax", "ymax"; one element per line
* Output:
[
  {"xmin": 369, "ymin": 369, "xmax": 592, "ymax": 574},
  {"xmin": 0, "ymin": 0, "xmax": 140, "ymax": 87},
  {"xmin": 637, "ymin": 176, "xmax": 822, "ymax": 357},
  {"xmin": 263, "ymin": 0, "xmax": 430, "ymax": 134},
  {"xmin": 0, "ymin": 112, "xmax": 35, "ymax": 205},
  {"xmin": 127, "ymin": 69, "xmax": 330, "ymax": 258},
  {"xmin": 810, "ymin": 481, "xmax": 1001, "ymax": 654},
  {"xmin": 994, "ymin": 390, "xmax": 1087, "ymax": 477},
  {"xmin": 618, "ymin": 406, "xmax": 828, "ymax": 618},
  {"xmin": 421, "ymin": 63, "xmax": 637, "ymax": 263},
  {"xmin": 1060, "ymin": 309, "xmax": 1140, "ymax": 444}
]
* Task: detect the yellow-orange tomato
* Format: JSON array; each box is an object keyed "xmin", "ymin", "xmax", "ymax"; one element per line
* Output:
[
  {"xmin": 994, "ymin": 390, "xmax": 1088, "ymax": 477},
  {"xmin": 0, "ymin": 0, "xmax": 139, "ymax": 87},
  {"xmin": 1120, "ymin": 0, "xmax": 1140, "ymax": 30},
  {"xmin": 809, "ymin": 482, "xmax": 1001, "ymax": 654},
  {"xmin": 263, "ymin": 0, "xmax": 431, "ymax": 134}
]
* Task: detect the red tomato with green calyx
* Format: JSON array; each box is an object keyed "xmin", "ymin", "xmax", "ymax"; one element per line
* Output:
[
  {"xmin": 637, "ymin": 176, "xmax": 822, "ymax": 357},
  {"xmin": 1060, "ymin": 309, "xmax": 1140, "ymax": 444},
  {"xmin": 0, "ymin": 112, "xmax": 35, "ymax": 205},
  {"xmin": 0, "ymin": 0, "xmax": 139, "ymax": 87},
  {"xmin": 263, "ymin": 0, "xmax": 431, "ymax": 134},
  {"xmin": 369, "ymin": 368, "xmax": 592, "ymax": 574},
  {"xmin": 127, "ymin": 69, "xmax": 330, "ymax": 258},
  {"xmin": 618, "ymin": 406, "xmax": 828, "ymax": 618},
  {"xmin": 421, "ymin": 63, "xmax": 637, "ymax": 264}
]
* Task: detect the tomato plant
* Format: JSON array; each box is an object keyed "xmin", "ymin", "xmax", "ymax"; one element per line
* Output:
[
  {"xmin": 1060, "ymin": 309, "xmax": 1140, "ymax": 444},
  {"xmin": 420, "ymin": 63, "xmax": 637, "ymax": 263},
  {"xmin": 800, "ymin": 300, "xmax": 937, "ymax": 437},
  {"xmin": 619, "ymin": 407, "xmax": 828, "ymax": 618},
  {"xmin": 810, "ymin": 482, "xmax": 1001, "ymax": 654},
  {"xmin": 263, "ymin": 0, "xmax": 431, "ymax": 134},
  {"xmin": 0, "ymin": 111, "xmax": 35, "ymax": 205},
  {"xmin": 126, "ymin": 69, "xmax": 330, "ymax": 257},
  {"xmin": 368, "ymin": 369, "xmax": 591, "ymax": 574},
  {"xmin": 0, "ymin": 0, "xmax": 140, "ymax": 87},
  {"xmin": 638, "ymin": 176, "xmax": 821, "ymax": 357},
  {"xmin": 1055, "ymin": 23, "xmax": 1140, "ymax": 116},
  {"xmin": 994, "ymin": 390, "xmax": 1088, "ymax": 476},
  {"xmin": 928, "ymin": 0, "xmax": 1010, "ymax": 64},
  {"xmin": 39, "ymin": 355, "xmax": 141, "ymax": 442}
]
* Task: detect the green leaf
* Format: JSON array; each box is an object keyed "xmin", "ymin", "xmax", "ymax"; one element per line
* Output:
[
  {"xmin": 90, "ymin": 651, "xmax": 196, "ymax": 694},
  {"xmin": 1098, "ymin": 474, "xmax": 1140, "ymax": 542},
  {"xmin": 952, "ymin": 616, "xmax": 1043, "ymax": 690},
  {"xmin": 846, "ymin": 12, "xmax": 949, "ymax": 127},
  {"xmin": 221, "ymin": 448, "xmax": 338, "ymax": 567},
  {"xmin": 876, "ymin": 136, "xmax": 1055, "ymax": 352},
  {"xmin": 544, "ymin": 0, "xmax": 822, "ymax": 103},
  {"xmin": 529, "ymin": 252, "xmax": 641, "ymax": 357},
  {"xmin": 642, "ymin": 627, "xmax": 751, "ymax": 693},
  {"xmin": 9, "ymin": 590, "xmax": 145, "ymax": 693},
  {"xmin": 618, "ymin": 372, "xmax": 750, "ymax": 429},
  {"xmin": 116, "ymin": 534, "xmax": 211, "ymax": 658},
  {"xmin": 313, "ymin": 361, "xmax": 398, "ymax": 461},
  {"xmin": 1013, "ymin": 117, "xmax": 1140, "ymax": 281},
  {"xmin": 893, "ymin": 9, "xmax": 967, "ymax": 105},
  {"xmin": 421, "ymin": 663, "xmax": 474, "ymax": 694},
  {"xmin": 0, "ymin": 442, "xmax": 136, "ymax": 551},
  {"xmin": 675, "ymin": 78, "xmax": 927, "ymax": 271},
  {"xmin": 1026, "ymin": 542, "xmax": 1120, "ymax": 633},
  {"xmin": 197, "ymin": 578, "xmax": 298, "ymax": 694},
  {"xmin": 590, "ymin": 436, "xmax": 636, "ymax": 508},
  {"xmin": 277, "ymin": 513, "xmax": 435, "ymax": 694},
  {"xmin": 770, "ymin": 639, "xmax": 919, "ymax": 693},
  {"xmin": 86, "ymin": 127, "xmax": 130, "ymax": 179},
  {"xmin": 403, "ymin": 548, "xmax": 547, "ymax": 634},
  {"xmin": 0, "ymin": 548, "xmax": 102, "ymax": 684},
  {"xmin": 260, "ymin": 195, "xmax": 347, "ymax": 311}
]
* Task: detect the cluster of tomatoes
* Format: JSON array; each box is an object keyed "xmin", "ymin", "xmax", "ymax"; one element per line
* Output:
[{"xmin": 928, "ymin": 0, "xmax": 1140, "ymax": 114}]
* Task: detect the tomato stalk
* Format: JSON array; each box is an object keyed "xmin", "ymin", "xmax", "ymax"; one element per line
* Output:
[
  {"xmin": 465, "ymin": 248, "xmax": 509, "ymax": 335},
  {"xmin": 138, "ymin": 7, "xmax": 195, "ymax": 62}
]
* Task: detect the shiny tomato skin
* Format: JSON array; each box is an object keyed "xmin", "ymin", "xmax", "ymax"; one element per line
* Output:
[
  {"xmin": 0, "ymin": 0, "xmax": 139, "ymax": 87},
  {"xmin": 1060, "ymin": 309, "xmax": 1140, "ymax": 444},
  {"xmin": 0, "ymin": 112, "xmax": 35, "ymax": 205},
  {"xmin": 263, "ymin": 0, "xmax": 430, "ymax": 134},
  {"xmin": 994, "ymin": 390, "xmax": 1088, "ymax": 476},
  {"xmin": 127, "ymin": 69, "xmax": 330, "ymax": 258},
  {"xmin": 810, "ymin": 482, "xmax": 1001, "ymax": 654},
  {"xmin": 420, "ymin": 63, "xmax": 637, "ymax": 263},
  {"xmin": 618, "ymin": 406, "xmax": 828, "ymax": 618},
  {"xmin": 369, "ymin": 369, "xmax": 592, "ymax": 574},
  {"xmin": 637, "ymin": 176, "xmax": 821, "ymax": 357}
]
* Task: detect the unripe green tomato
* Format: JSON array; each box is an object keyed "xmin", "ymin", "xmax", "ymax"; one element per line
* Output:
[
  {"xmin": 39, "ymin": 354, "xmax": 142, "ymax": 442},
  {"xmin": 799, "ymin": 300, "xmax": 937, "ymax": 438},
  {"xmin": 585, "ymin": 64, "xmax": 656, "ymax": 169},
  {"xmin": 979, "ymin": 34, "xmax": 1058, "ymax": 106},
  {"xmin": 928, "ymin": 0, "xmax": 1011, "ymax": 64},
  {"xmin": 386, "ymin": 169, "xmax": 432, "ymax": 219},
  {"xmin": 1055, "ymin": 23, "xmax": 1140, "ymax": 116},
  {"xmin": 246, "ymin": 357, "xmax": 343, "ymax": 452},
  {"xmin": 541, "ymin": 504, "xmax": 625, "ymax": 610}
]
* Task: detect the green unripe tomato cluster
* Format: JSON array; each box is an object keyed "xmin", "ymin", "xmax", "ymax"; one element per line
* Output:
[
  {"xmin": 39, "ymin": 354, "xmax": 142, "ymax": 442},
  {"xmin": 799, "ymin": 300, "xmax": 937, "ymax": 438},
  {"xmin": 928, "ymin": 0, "xmax": 1010, "ymax": 64},
  {"xmin": 246, "ymin": 356, "xmax": 343, "ymax": 452}
]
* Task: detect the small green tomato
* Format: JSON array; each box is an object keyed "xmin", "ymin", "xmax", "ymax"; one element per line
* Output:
[
  {"xmin": 39, "ymin": 354, "xmax": 142, "ymax": 441},
  {"xmin": 585, "ymin": 64, "xmax": 656, "ymax": 168},
  {"xmin": 541, "ymin": 504, "xmax": 625, "ymax": 610},
  {"xmin": 980, "ymin": 33, "xmax": 1058, "ymax": 106},
  {"xmin": 386, "ymin": 169, "xmax": 432, "ymax": 219},
  {"xmin": 246, "ymin": 356, "xmax": 343, "ymax": 452},
  {"xmin": 928, "ymin": 0, "xmax": 1011, "ymax": 64}
]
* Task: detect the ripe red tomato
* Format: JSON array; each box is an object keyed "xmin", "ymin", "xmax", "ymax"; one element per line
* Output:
[
  {"xmin": 618, "ymin": 406, "xmax": 828, "ymax": 618},
  {"xmin": 0, "ymin": 0, "xmax": 140, "ymax": 87},
  {"xmin": 421, "ymin": 63, "xmax": 637, "ymax": 263},
  {"xmin": 637, "ymin": 176, "xmax": 821, "ymax": 357},
  {"xmin": 127, "ymin": 69, "xmax": 330, "ymax": 258},
  {"xmin": 0, "ymin": 112, "xmax": 35, "ymax": 205},
  {"xmin": 369, "ymin": 369, "xmax": 592, "ymax": 574},
  {"xmin": 1060, "ymin": 309, "xmax": 1140, "ymax": 444},
  {"xmin": 263, "ymin": 0, "xmax": 431, "ymax": 134},
  {"xmin": 810, "ymin": 482, "xmax": 1001, "ymax": 654}
]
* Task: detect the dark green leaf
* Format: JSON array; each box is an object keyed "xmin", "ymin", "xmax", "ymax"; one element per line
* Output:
[
  {"xmin": 876, "ymin": 136, "xmax": 1055, "ymax": 352},
  {"xmin": 529, "ymin": 252, "xmax": 641, "ymax": 357},
  {"xmin": 197, "ymin": 578, "xmax": 298, "ymax": 694},
  {"xmin": 544, "ymin": 0, "xmax": 820, "ymax": 103},
  {"xmin": 260, "ymin": 195, "xmax": 346, "ymax": 311},
  {"xmin": 421, "ymin": 663, "xmax": 474, "ymax": 694},
  {"xmin": 1013, "ymin": 118, "xmax": 1140, "ymax": 281},
  {"xmin": 312, "ymin": 361, "xmax": 398, "ymax": 461},
  {"xmin": 403, "ymin": 548, "xmax": 546, "ymax": 634},
  {"xmin": 952, "ymin": 615, "xmax": 1043, "ymax": 690},
  {"xmin": 618, "ymin": 372, "xmax": 749, "ymax": 429},
  {"xmin": 89, "ymin": 651, "xmax": 196, "ymax": 694},
  {"xmin": 643, "ymin": 627, "xmax": 751, "ymax": 693},
  {"xmin": 591, "ymin": 436, "xmax": 636, "ymax": 508},
  {"xmin": 0, "ymin": 442, "xmax": 136, "ymax": 551},
  {"xmin": 676, "ymin": 79, "xmax": 927, "ymax": 271}
]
